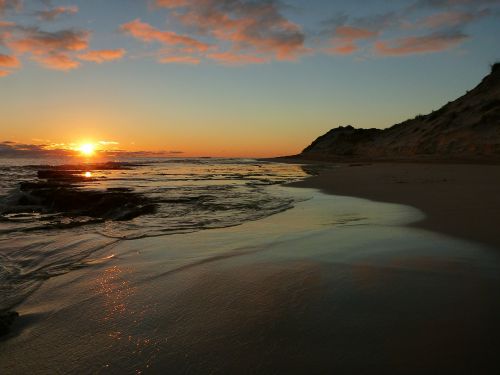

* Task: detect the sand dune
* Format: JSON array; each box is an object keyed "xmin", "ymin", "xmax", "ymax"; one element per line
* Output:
[{"xmin": 298, "ymin": 63, "xmax": 500, "ymax": 161}]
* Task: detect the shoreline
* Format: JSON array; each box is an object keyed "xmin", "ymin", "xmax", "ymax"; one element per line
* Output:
[{"xmin": 284, "ymin": 161, "xmax": 500, "ymax": 249}]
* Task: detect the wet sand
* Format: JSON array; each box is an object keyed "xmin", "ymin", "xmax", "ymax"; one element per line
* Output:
[
  {"xmin": 290, "ymin": 163, "xmax": 500, "ymax": 249},
  {"xmin": 2, "ymin": 187, "xmax": 500, "ymax": 374}
]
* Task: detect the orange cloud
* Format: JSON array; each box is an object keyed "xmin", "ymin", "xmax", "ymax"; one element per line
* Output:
[
  {"xmin": 155, "ymin": 0, "xmax": 188, "ymax": 7},
  {"xmin": 0, "ymin": 0, "xmax": 496, "ymax": 75},
  {"xmin": 0, "ymin": 21, "xmax": 15, "ymax": 27},
  {"xmin": 207, "ymin": 51, "xmax": 269, "ymax": 65},
  {"xmin": 121, "ymin": 19, "xmax": 210, "ymax": 53},
  {"xmin": 327, "ymin": 43, "xmax": 358, "ymax": 55},
  {"xmin": 326, "ymin": 26, "xmax": 379, "ymax": 55},
  {"xmin": 0, "ymin": 53, "xmax": 19, "ymax": 67},
  {"xmin": 158, "ymin": 55, "xmax": 200, "ymax": 64},
  {"xmin": 0, "ymin": 69, "xmax": 11, "ymax": 77},
  {"xmin": 0, "ymin": 21, "xmax": 15, "ymax": 46},
  {"xmin": 8, "ymin": 29, "xmax": 89, "ymax": 54},
  {"xmin": 7, "ymin": 28, "xmax": 89, "ymax": 70},
  {"xmin": 36, "ymin": 6, "xmax": 79, "ymax": 21},
  {"xmin": 419, "ymin": 9, "xmax": 491, "ymax": 28},
  {"xmin": 335, "ymin": 26, "xmax": 379, "ymax": 40},
  {"xmin": 374, "ymin": 32, "xmax": 468, "ymax": 56},
  {"xmin": 32, "ymin": 53, "xmax": 80, "ymax": 70},
  {"xmin": 154, "ymin": 0, "xmax": 307, "ymax": 61},
  {"xmin": 78, "ymin": 49, "xmax": 126, "ymax": 63},
  {"xmin": 1, "ymin": 22, "xmax": 126, "ymax": 72}
]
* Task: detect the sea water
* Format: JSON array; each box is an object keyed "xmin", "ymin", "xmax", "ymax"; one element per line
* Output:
[{"xmin": 0, "ymin": 158, "xmax": 309, "ymax": 311}]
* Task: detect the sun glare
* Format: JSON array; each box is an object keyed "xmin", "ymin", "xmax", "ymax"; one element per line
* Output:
[{"xmin": 79, "ymin": 143, "xmax": 95, "ymax": 156}]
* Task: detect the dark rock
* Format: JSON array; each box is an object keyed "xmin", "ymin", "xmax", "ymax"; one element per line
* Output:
[
  {"xmin": 14, "ymin": 182, "xmax": 157, "ymax": 220},
  {"xmin": 6, "ymin": 177, "xmax": 157, "ymax": 224},
  {"xmin": 106, "ymin": 187, "xmax": 133, "ymax": 192},
  {"xmin": 302, "ymin": 126, "xmax": 382, "ymax": 157},
  {"xmin": 31, "ymin": 161, "xmax": 135, "ymax": 172},
  {"xmin": 0, "ymin": 311, "xmax": 19, "ymax": 337}
]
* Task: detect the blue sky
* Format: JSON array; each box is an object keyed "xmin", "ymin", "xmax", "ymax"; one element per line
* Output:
[{"xmin": 1, "ymin": 0, "xmax": 499, "ymax": 156}]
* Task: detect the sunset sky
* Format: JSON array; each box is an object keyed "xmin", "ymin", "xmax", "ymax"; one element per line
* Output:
[{"xmin": 1, "ymin": 0, "xmax": 499, "ymax": 157}]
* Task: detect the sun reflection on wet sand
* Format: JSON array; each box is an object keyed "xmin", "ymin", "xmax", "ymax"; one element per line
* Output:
[
  {"xmin": 99, "ymin": 266, "xmax": 132, "ymax": 318},
  {"xmin": 95, "ymin": 265, "xmax": 162, "ymax": 373}
]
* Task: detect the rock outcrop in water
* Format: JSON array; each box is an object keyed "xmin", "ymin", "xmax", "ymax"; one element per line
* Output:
[
  {"xmin": 17, "ymin": 181, "xmax": 156, "ymax": 221},
  {"xmin": 298, "ymin": 63, "xmax": 500, "ymax": 161},
  {"xmin": 0, "ymin": 163, "xmax": 157, "ymax": 225}
]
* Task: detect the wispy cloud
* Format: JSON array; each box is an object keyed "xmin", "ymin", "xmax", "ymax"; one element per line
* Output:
[
  {"xmin": 320, "ymin": 12, "xmax": 396, "ymax": 55},
  {"xmin": 0, "ymin": 3, "xmax": 123, "ymax": 76},
  {"xmin": 8, "ymin": 28, "xmax": 89, "ymax": 53},
  {"xmin": 410, "ymin": 0, "xmax": 499, "ymax": 10},
  {"xmin": 418, "ymin": 9, "xmax": 490, "ymax": 28},
  {"xmin": 325, "ymin": 26, "xmax": 380, "ymax": 55},
  {"xmin": 0, "ymin": 52, "xmax": 19, "ymax": 67},
  {"xmin": 374, "ymin": 31, "xmax": 468, "ymax": 56},
  {"xmin": 318, "ymin": 0, "xmax": 497, "ymax": 57},
  {"xmin": 0, "ymin": 21, "xmax": 124, "ymax": 72},
  {"xmin": 158, "ymin": 55, "xmax": 201, "ymax": 64},
  {"xmin": 125, "ymin": 0, "xmax": 307, "ymax": 65},
  {"xmin": 0, "ymin": 0, "xmax": 498, "ymax": 76},
  {"xmin": 78, "ymin": 49, "xmax": 126, "ymax": 63},
  {"xmin": 36, "ymin": 5, "xmax": 79, "ymax": 22},
  {"xmin": 0, "ymin": 0, "xmax": 22, "ymax": 16},
  {"xmin": 7, "ymin": 27, "xmax": 89, "ymax": 70},
  {"xmin": 32, "ymin": 52, "xmax": 80, "ymax": 70},
  {"xmin": 121, "ymin": 19, "xmax": 210, "ymax": 52},
  {"xmin": 207, "ymin": 51, "xmax": 269, "ymax": 65}
]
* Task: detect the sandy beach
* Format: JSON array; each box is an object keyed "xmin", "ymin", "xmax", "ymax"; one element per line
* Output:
[
  {"xmin": 290, "ymin": 162, "xmax": 500, "ymax": 249},
  {"xmin": 1, "ymin": 176, "xmax": 500, "ymax": 374}
]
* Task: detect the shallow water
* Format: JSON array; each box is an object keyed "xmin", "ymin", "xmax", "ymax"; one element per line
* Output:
[
  {"xmin": 0, "ymin": 158, "xmax": 309, "ymax": 311},
  {"xmin": 0, "ymin": 158, "xmax": 309, "ymax": 238}
]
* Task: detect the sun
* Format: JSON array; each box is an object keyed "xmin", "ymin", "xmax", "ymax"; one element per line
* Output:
[{"xmin": 79, "ymin": 143, "xmax": 95, "ymax": 156}]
